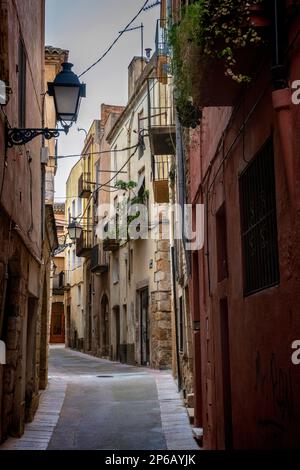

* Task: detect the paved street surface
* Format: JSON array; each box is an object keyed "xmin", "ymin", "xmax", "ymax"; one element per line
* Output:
[{"xmin": 1, "ymin": 346, "xmax": 199, "ymax": 451}]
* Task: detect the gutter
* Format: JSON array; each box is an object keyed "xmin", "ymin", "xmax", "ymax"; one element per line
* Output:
[{"xmin": 271, "ymin": 0, "xmax": 294, "ymax": 200}]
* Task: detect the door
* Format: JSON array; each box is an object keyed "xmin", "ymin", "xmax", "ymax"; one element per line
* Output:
[
  {"xmin": 101, "ymin": 295, "xmax": 109, "ymax": 356},
  {"xmin": 50, "ymin": 303, "xmax": 65, "ymax": 344},
  {"xmin": 114, "ymin": 306, "xmax": 120, "ymax": 361},
  {"xmin": 66, "ymin": 306, "xmax": 71, "ymax": 347},
  {"xmin": 140, "ymin": 288, "xmax": 149, "ymax": 365},
  {"xmin": 220, "ymin": 298, "xmax": 233, "ymax": 449}
]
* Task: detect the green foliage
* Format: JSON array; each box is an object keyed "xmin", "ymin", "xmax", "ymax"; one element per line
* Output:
[
  {"xmin": 114, "ymin": 180, "xmax": 149, "ymax": 236},
  {"xmin": 169, "ymin": 0, "xmax": 265, "ymax": 115},
  {"xmin": 115, "ymin": 180, "xmax": 137, "ymax": 191}
]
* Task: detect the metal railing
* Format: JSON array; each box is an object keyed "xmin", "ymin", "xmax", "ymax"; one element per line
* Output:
[
  {"xmin": 53, "ymin": 271, "xmax": 65, "ymax": 293},
  {"xmin": 155, "ymin": 18, "xmax": 169, "ymax": 57},
  {"xmin": 78, "ymin": 172, "xmax": 91, "ymax": 197},
  {"xmin": 91, "ymin": 244, "xmax": 109, "ymax": 273},
  {"xmin": 76, "ymin": 229, "xmax": 93, "ymax": 256},
  {"xmin": 152, "ymin": 155, "xmax": 170, "ymax": 181},
  {"xmin": 148, "ymin": 78, "xmax": 175, "ymax": 130}
]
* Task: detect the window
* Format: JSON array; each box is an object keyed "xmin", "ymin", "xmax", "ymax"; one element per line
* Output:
[
  {"xmin": 112, "ymin": 256, "xmax": 120, "ymax": 284},
  {"xmin": 72, "ymin": 199, "xmax": 76, "ymax": 218},
  {"xmin": 138, "ymin": 110, "xmax": 145, "ymax": 159},
  {"xmin": 77, "ymin": 285, "xmax": 82, "ymax": 306},
  {"xmin": 216, "ymin": 203, "xmax": 228, "ymax": 282},
  {"xmin": 77, "ymin": 197, "xmax": 82, "ymax": 217},
  {"xmin": 18, "ymin": 38, "xmax": 26, "ymax": 128},
  {"xmin": 130, "ymin": 249, "xmax": 133, "ymax": 277},
  {"xmin": 113, "ymin": 145, "xmax": 118, "ymax": 173},
  {"xmin": 95, "ymin": 161, "xmax": 100, "ymax": 186},
  {"xmin": 137, "ymin": 168, "xmax": 145, "ymax": 198},
  {"xmin": 72, "ymin": 249, "xmax": 76, "ymax": 270},
  {"xmin": 239, "ymin": 138, "xmax": 280, "ymax": 296}
]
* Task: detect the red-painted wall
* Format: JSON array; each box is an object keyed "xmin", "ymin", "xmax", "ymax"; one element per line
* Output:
[{"xmin": 188, "ymin": 16, "xmax": 300, "ymax": 450}]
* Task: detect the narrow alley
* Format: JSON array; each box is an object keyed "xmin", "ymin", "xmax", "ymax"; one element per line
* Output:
[
  {"xmin": 0, "ymin": 346, "xmax": 198, "ymax": 451},
  {"xmin": 1, "ymin": 0, "xmax": 300, "ymax": 457}
]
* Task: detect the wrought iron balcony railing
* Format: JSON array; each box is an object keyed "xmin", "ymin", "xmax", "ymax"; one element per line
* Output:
[
  {"xmin": 53, "ymin": 271, "xmax": 65, "ymax": 294},
  {"xmin": 78, "ymin": 172, "xmax": 91, "ymax": 198},
  {"xmin": 90, "ymin": 244, "xmax": 109, "ymax": 274},
  {"xmin": 152, "ymin": 155, "xmax": 170, "ymax": 203},
  {"xmin": 147, "ymin": 79, "xmax": 176, "ymax": 156},
  {"xmin": 76, "ymin": 229, "xmax": 93, "ymax": 257}
]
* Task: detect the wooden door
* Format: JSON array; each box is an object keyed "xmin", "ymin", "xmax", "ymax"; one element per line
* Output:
[{"xmin": 50, "ymin": 303, "xmax": 65, "ymax": 344}]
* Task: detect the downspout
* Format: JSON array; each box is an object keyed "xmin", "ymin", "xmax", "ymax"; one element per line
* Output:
[
  {"xmin": 0, "ymin": 219, "xmax": 12, "ymax": 341},
  {"xmin": 41, "ymin": 92, "xmax": 46, "ymax": 243},
  {"xmin": 271, "ymin": 0, "xmax": 294, "ymax": 200},
  {"xmin": 0, "ymin": 266, "xmax": 8, "ymax": 340},
  {"xmin": 171, "ymin": 115, "xmax": 184, "ymax": 392}
]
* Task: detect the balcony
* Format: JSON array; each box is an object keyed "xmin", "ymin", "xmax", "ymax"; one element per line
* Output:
[
  {"xmin": 152, "ymin": 155, "xmax": 170, "ymax": 203},
  {"xmin": 76, "ymin": 229, "xmax": 93, "ymax": 257},
  {"xmin": 103, "ymin": 238, "xmax": 120, "ymax": 252},
  {"xmin": 78, "ymin": 172, "xmax": 91, "ymax": 198},
  {"xmin": 170, "ymin": 2, "xmax": 270, "ymax": 107},
  {"xmin": 64, "ymin": 270, "xmax": 71, "ymax": 291},
  {"xmin": 155, "ymin": 18, "xmax": 169, "ymax": 85},
  {"xmin": 147, "ymin": 79, "xmax": 176, "ymax": 156},
  {"xmin": 91, "ymin": 245, "xmax": 109, "ymax": 274},
  {"xmin": 53, "ymin": 271, "xmax": 65, "ymax": 295}
]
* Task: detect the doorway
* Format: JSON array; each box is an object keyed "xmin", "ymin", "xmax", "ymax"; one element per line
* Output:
[
  {"xmin": 66, "ymin": 306, "xmax": 71, "ymax": 347},
  {"xmin": 113, "ymin": 306, "xmax": 120, "ymax": 361},
  {"xmin": 140, "ymin": 288, "xmax": 149, "ymax": 365},
  {"xmin": 101, "ymin": 295, "xmax": 109, "ymax": 356},
  {"xmin": 50, "ymin": 303, "xmax": 65, "ymax": 343},
  {"xmin": 219, "ymin": 297, "xmax": 233, "ymax": 449},
  {"xmin": 25, "ymin": 297, "xmax": 38, "ymax": 420}
]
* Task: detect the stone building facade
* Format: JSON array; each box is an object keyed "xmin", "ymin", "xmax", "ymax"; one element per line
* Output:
[
  {"xmin": 0, "ymin": 0, "xmax": 57, "ymax": 444},
  {"xmin": 50, "ymin": 203, "xmax": 65, "ymax": 344},
  {"xmin": 64, "ymin": 160, "xmax": 85, "ymax": 350},
  {"xmin": 103, "ymin": 55, "xmax": 173, "ymax": 369}
]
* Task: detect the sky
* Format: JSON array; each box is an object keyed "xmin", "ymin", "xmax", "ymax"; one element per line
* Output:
[{"xmin": 45, "ymin": 0, "xmax": 160, "ymax": 200}]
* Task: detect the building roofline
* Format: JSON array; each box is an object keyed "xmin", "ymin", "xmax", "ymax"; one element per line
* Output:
[{"xmin": 107, "ymin": 54, "xmax": 157, "ymax": 144}]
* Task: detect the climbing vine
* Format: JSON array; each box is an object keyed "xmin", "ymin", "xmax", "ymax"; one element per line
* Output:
[
  {"xmin": 169, "ymin": 0, "xmax": 266, "ymax": 121},
  {"xmin": 114, "ymin": 180, "xmax": 149, "ymax": 234}
]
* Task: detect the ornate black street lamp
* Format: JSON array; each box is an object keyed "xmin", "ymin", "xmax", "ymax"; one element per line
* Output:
[
  {"xmin": 6, "ymin": 62, "xmax": 86, "ymax": 148},
  {"xmin": 67, "ymin": 220, "xmax": 83, "ymax": 241}
]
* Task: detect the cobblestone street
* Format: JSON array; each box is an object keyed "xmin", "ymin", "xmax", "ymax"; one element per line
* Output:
[{"xmin": 0, "ymin": 346, "xmax": 199, "ymax": 451}]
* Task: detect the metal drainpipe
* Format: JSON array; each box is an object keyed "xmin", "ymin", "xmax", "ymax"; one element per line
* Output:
[
  {"xmin": 0, "ymin": 267, "xmax": 8, "ymax": 339},
  {"xmin": 271, "ymin": 0, "xmax": 294, "ymax": 200},
  {"xmin": 41, "ymin": 93, "xmax": 46, "ymax": 242},
  {"xmin": 0, "ymin": 219, "xmax": 12, "ymax": 339}
]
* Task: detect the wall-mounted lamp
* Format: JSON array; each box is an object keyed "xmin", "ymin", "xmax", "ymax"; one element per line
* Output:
[
  {"xmin": 6, "ymin": 62, "xmax": 86, "ymax": 148},
  {"xmin": 67, "ymin": 221, "xmax": 83, "ymax": 241}
]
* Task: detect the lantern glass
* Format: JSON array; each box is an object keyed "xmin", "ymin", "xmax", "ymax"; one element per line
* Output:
[
  {"xmin": 48, "ymin": 62, "xmax": 86, "ymax": 124},
  {"xmin": 68, "ymin": 222, "xmax": 82, "ymax": 241},
  {"xmin": 54, "ymin": 85, "xmax": 80, "ymax": 122}
]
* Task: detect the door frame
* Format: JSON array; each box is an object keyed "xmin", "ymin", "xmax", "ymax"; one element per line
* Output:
[{"xmin": 139, "ymin": 287, "xmax": 149, "ymax": 366}]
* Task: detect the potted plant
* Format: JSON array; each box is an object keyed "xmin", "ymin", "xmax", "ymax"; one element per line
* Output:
[{"xmin": 169, "ymin": 0, "xmax": 270, "ymax": 109}]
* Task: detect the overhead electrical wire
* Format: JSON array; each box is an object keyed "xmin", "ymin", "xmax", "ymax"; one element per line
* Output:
[
  {"xmin": 77, "ymin": 143, "xmax": 140, "ymax": 224},
  {"xmin": 53, "ymin": 144, "xmax": 138, "ymax": 160},
  {"xmin": 78, "ymin": 0, "xmax": 150, "ymax": 78}
]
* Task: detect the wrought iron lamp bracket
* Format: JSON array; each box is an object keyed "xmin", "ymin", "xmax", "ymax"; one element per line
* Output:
[{"xmin": 5, "ymin": 123, "xmax": 70, "ymax": 149}]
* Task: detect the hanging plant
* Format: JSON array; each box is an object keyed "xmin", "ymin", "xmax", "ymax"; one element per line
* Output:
[
  {"xmin": 169, "ymin": 0, "xmax": 268, "ymax": 111},
  {"xmin": 177, "ymin": 100, "xmax": 202, "ymax": 129},
  {"xmin": 114, "ymin": 180, "xmax": 149, "ymax": 235}
]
